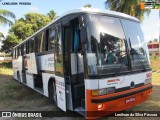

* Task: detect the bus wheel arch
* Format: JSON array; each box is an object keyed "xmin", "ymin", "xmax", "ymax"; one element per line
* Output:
[{"xmin": 48, "ymin": 77, "xmax": 57, "ymax": 105}]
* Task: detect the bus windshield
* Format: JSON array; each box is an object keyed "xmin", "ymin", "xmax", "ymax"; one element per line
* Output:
[{"xmin": 86, "ymin": 14, "xmax": 150, "ymax": 76}]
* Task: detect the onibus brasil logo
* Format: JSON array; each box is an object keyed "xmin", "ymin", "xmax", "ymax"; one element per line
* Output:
[{"xmin": 141, "ymin": 0, "xmax": 160, "ymax": 9}]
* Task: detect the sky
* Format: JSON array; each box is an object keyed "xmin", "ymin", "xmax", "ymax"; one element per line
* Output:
[{"xmin": 0, "ymin": 0, "xmax": 159, "ymax": 47}]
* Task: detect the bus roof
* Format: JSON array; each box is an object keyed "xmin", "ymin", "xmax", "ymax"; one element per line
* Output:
[{"xmin": 13, "ymin": 8, "xmax": 139, "ymax": 49}]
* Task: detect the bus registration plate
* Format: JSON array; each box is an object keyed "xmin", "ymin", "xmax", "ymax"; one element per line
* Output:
[{"xmin": 125, "ymin": 97, "xmax": 135, "ymax": 103}]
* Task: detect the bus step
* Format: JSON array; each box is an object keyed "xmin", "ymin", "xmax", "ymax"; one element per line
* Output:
[
  {"xmin": 75, "ymin": 107, "xmax": 86, "ymax": 116},
  {"xmin": 35, "ymin": 87, "xmax": 44, "ymax": 93}
]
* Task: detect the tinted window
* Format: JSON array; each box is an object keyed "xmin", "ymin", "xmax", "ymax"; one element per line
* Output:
[
  {"xmin": 86, "ymin": 15, "xmax": 128, "ymax": 75},
  {"xmin": 49, "ymin": 26, "xmax": 56, "ymax": 50},
  {"xmin": 29, "ymin": 38, "xmax": 35, "ymax": 53},
  {"xmin": 55, "ymin": 25, "xmax": 63, "ymax": 76},
  {"xmin": 121, "ymin": 19, "xmax": 150, "ymax": 70}
]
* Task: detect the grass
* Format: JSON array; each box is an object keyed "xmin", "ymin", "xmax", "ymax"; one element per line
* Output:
[
  {"xmin": 150, "ymin": 57, "xmax": 160, "ymax": 72},
  {"xmin": 0, "ymin": 66, "xmax": 160, "ymax": 119},
  {"xmin": 0, "ymin": 68, "xmax": 57, "ymax": 112}
]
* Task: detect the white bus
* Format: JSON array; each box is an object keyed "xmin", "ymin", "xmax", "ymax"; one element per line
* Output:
[{"xmin": 12, "ymin": 8, "xmax": 152, "ymax": 119}]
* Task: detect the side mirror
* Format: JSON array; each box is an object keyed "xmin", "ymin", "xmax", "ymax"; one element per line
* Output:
[{"xmin": 80, "ymin": 26, "xmax": 87, "ymax": 44}]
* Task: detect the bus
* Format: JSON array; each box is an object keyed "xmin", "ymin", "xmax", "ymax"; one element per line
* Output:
[{"xmin": 12, "ymin": 8, "xmax": 152, "ymax": 119}]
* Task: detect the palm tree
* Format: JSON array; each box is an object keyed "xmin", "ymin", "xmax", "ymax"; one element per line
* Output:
[
  {"xmin": 84, "ymin": 4, "xmax": 92, "ymax": 8},
  {"xmin": 0, "ymin": 32, "xmax": 4, "ymax": 41},
  {"xmin": 47, "ymin": 10, "xmax": 56, "ymax": 20},
  {"xmin": 0, "ymin": 9, "xmax": 16, "ymax": 26},
  {"xmin": 0, "ymin": 9, "xmax": 16, "ymax": 40},
  {"xmin": 105, "ymin": 0, "xmax": 150, "ymax": 22}
]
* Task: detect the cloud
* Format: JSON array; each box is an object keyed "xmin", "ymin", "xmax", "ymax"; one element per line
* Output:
[
  {"xmin": 28, "ymin": 6, "xmax": 40, "ymax": 12},
  {"xmin": 144, "ymin": 31, "xmax": 159, "ymax": 42}
]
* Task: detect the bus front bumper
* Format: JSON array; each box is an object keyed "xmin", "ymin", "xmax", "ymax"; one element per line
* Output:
[{"xmin": 86, "ymin": 84, "xmax": 152, "ymax": 119}]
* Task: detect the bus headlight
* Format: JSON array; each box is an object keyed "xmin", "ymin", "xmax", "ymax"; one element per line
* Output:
[{"xmin": 92, "ymin": 87, "xmax": 115, "ymax": 96}]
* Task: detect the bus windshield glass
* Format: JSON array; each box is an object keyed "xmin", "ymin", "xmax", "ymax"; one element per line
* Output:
[{"xmin": 86, "ymin": 14, "xmax": 150, "ymax": 76}]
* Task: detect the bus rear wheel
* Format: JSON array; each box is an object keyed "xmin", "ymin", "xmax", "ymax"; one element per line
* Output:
[
  {"xmin": 49, "ymin": 81, "xmax": 57, "ymax": 106},
  {"xmin": 17, "ymin": 72, "xmax": 21, "ymax": 83}
]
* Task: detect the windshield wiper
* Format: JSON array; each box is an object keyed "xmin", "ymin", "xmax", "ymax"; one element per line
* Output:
[{"xmin": 128, "ymin": 38, "xmax": 146, "ymax": 71}]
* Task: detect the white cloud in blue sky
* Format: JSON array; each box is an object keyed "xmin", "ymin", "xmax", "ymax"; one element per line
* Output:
[{"xmin": 28, "ymin": 6, "xmax": 40, "ymax": 12}]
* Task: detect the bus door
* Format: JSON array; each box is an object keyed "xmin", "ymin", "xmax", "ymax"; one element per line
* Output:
[
  {"xmin": 63, "ymin": 24, "xmax": 74, "ymax": 111},
  {"xmin": 63, "ymin": 18, "xmax": 85, "ymax": 112},
  {"xmin": 55, "ymin": 24, "xmax": 67, "ymax": 111}
]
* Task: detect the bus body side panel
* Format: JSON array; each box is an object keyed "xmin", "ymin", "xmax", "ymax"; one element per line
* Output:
[
  {"xmin": 37, "ymin": 54, "xmax": 55, "ymax": 72},
  {"xmin": 26, "ymin": 72, "xmax": 34, "ymax": 88},
  {"xmin": 55, "ymin": 76, "xmax": 66, "ymax": 111},
  {"xmin": 12, "ymin": 56, "xmax": 22, "ymax": 81},
  {"xmin": 85, "ymin": 71, "xmax": 152, "ymax": 119},
  {"xmin": 42, "ymin": 73, "xmax": 55, "ymax": 97},
  {"xmin": 26, "ymin": 53, "xmax": 38, "ymax": 74}
]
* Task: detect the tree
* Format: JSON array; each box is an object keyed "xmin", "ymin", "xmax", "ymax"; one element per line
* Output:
[
  {"xmin": 1, "ymin": 12, "xmax": 51, "ymax": 53},
  {"xmin": 0, "ymin": 9, "xmax": 16, "ymax": 26},
  {"xmin": 10, "ymin": 13, "xmax": 51, "ymax": 40},
  {"xmin": 0, "ymin": 9, "xmax": 16, "ymax": 39},
  {"xmin": 0, "ymin": 32, "xmax": 4, "ymax": 38},
  {"xmin": 47, "ymin": 10, "xmax": 56, "ymax": 20},
  {"xmin": 153, "ymin": 38, "xmax": 158, "ymax": 42},
  {"xmin": 1, "ymin": 34, "xmax": 21, "ymax": 53},
  {"xmin": 105, "ymin": 0, "xmax": 150, "ymax": 22},
  {"xmin": 84, "ymin": 4, "xmax": 92, "ymax": 8},
  {"xmin": 0, "ymin": 32, "xmax": 4, "ymax": 41}
]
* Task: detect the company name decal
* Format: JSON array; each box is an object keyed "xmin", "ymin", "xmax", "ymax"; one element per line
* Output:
[{"xmin": 107, "ymin": 79, "xmax": 120, "ymax": 85}]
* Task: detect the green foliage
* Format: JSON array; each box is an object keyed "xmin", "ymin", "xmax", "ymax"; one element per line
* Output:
[
  {"xmin": 0, "ymin": 32, "xmax": 4, "ymax": 38},
  {"xmin": 47, "ymin": 10, "xmax": 56, "ymax": 20},
  {"xmin": 1, "ymin": 34, "xmax": 21, "ymax": 53},
  {"xmin": 105, "ymin": 0, "xmax": 150, "ymax": 22},
  {"xmin": 84, "ymin": 4, "xmax": 92, "ymax": 8},
  {"xmin": 1, "ymin": 12, "xmax": 51, "ymax": 53},
  {"xmin": 10, "ymin": 13, "xmax": 51, "ymax": 40},
  {"xmin": 0, "ymin": 9, "xmax": 16, "ymax": 26},
  {"xmin": 0, "ymin": 61, "xmax": 12, "ymax": 68}
]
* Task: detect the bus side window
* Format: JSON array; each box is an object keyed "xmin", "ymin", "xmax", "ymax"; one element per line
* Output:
[
  {"xmin": 73, "ymin": 25, "xmax": 80, "ymax": 53},
  {"xmin": 40, "ymin": 32, "xmax": 45, "ymax": 52},
  {"xmin": 45, "ymin": 29, "xmax": 49, "ymax": 51},
  {"xmin": 24, "ymin": 43, "xmax": 26, "ymax": 55},
  {"xmin": 35, "ymin": 34, "xmax": 40, "ymax": 53},
  {"xmin": 29, "ymin": 38, "xmax": 35, "ymax": 53},
  {"xmin": 49, "ymin": 26, "xmax": 56, "ymax": 50},
  {"xmin": 17, "ymin": 47, "xmax": 19, "ymax": 57},
  {"xmin": 14, "ymin": 48, "xmax": 17, "ymax": 59},
  {"xmin": 19, "ymin": 46, "xmax": 21, "ymax": 56},
  {"xmin": 13, "ymin": 49, "xmax": 15, "ymax": 59},
  {"xmin": 26, "ymin": 41, "xmax": 29, "ymax": 54},
  {"xmin": 21, "ymin": 44, "xmax": 24, "ymax": 56}
]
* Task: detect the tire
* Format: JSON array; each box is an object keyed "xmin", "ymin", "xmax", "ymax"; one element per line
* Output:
[
  {"xmin": 49, "ymin": 81, "xmax": 57, "ymax": 106},
  {"xmin": 17, "ymin": 72, "xmax": 21, "ymax": 83}
]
